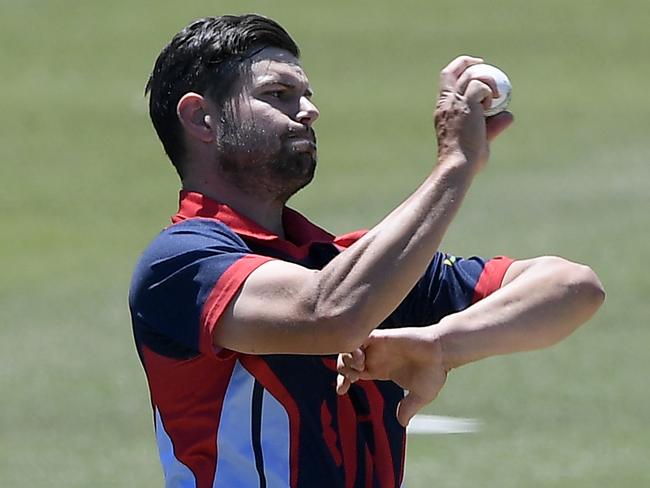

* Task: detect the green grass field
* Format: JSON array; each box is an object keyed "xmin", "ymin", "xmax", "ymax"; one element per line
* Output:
[{"xmin": 1, "ymin": 0, "xmax": 649, "ymax": 486}]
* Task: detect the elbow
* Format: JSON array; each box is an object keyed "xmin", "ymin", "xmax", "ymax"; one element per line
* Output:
[
  {"xmin": 297, "ymin": 282, "xmax": 375, "ymax": 353},
  {"xmin": 547, "ymin": 257, "xmax": 606, "ymax": 318},
  {"xmin": 567, "ymin": 261, "xmax": 606, "ymax": 312},
  {"xmin": 336, "ymin": 324, "xmax": 373, "ymax": 353},
  {"xmin": 304, "ymin": 268, "xmax": 389, "ymax": 351},
  {"xmin": 313, "ymin": 301, "xmax": 375, "ymax": 352},
  {"xmin": 518, "ymin": 257, "xmax": 606, "ymax": 350}
]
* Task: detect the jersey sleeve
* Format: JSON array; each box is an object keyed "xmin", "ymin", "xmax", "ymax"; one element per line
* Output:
[
  {"xmin": 129, "ymin": 219, "xmax": 273, "ymax": 359},
  {"xmin": 383, "ymin": 253, "xmax": 514, "ymax": 327}
]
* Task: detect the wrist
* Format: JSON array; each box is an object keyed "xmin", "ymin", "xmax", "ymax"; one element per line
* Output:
[
  {"xmin": 434, "ymin": 316, "xmax": 467, "ymax": 371},
  {"xmin": 424, "ymin": 167, "xmax": 475, "ymax": 207},
  {"xmin": 405, "ymin": 326, "xmax": 450, "ymax": 373},
  {"xmin": 435, "ymin": 152, "xmax": 480, "ymax": 180}
]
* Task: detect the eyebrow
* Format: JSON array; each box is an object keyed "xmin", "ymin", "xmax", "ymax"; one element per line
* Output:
[{"xmin": 257, "ymin": 77, "xmax": 313, "ymax": 96}]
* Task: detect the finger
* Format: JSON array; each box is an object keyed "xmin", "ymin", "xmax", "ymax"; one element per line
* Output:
[
  {"xmin": 337, "ymin": 350, "xmax": 364, "ymax": 373},
  {"xmin": 336, "ymin": 353, "xmax": 361, "ymax": 385},
  {"xmin": 337, "ymin": 352, "xmax": 351, "ymax": 372},
  {"xmin": 336, "ymin": 373, "xmax": 352, "ymax": 395},
  {"xmin": 439, "ymin": 55, "xmax": 484, "ymax": 92},
  {"xmin": 481, "ymin": 95, "xmax": 494, "ymax": 113},
  {"xmin": 486, "ymin": 111, "xmax": 514, "ymax": 141},
  {"xmin": 396, "ymin": 392, "xmax": 428, "ymax": 427},
  {"xmin": 350, "ymin": 347, "xmax": 365, "ymax": 372},
  {"xmin": 337, "ymin": 365, "xmax": 360, "ymax": 383},
  {"xmin": 456, "ymin": 72, "xmax": 499, "ymax": 99},
  {"xmin": 442, "ymin": 55, "xmax": 485, "ymax": 80},
  {"xmin": 464, "ymin": 79, "xmax": 493, "ymax": 109},
  {"xmin": 456, "ymin": 74, "xmax": 498, "ymax": 112}
]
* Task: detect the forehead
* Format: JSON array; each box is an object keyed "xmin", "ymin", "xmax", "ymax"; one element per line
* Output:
[{"xmin": 248, "ymin": 47, "xmax": 309, "ymax": 86}]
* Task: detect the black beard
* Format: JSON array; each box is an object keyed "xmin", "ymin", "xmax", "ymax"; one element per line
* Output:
[{"xmin": 216, "ymin": 121, "xmax": 317, "ymax": 203}]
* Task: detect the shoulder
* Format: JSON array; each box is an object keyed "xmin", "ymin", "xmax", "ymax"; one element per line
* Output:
[
  {"xmin": 130, "ymin": 218, "xmax": 251, "ymax": 290},
  {"xmin": 140, "ymin": 218, "xmax": 249, "ymax": 260},
  {"xmin": 162, "ymin": 218, "xmax": 248, "ymax": 248}
]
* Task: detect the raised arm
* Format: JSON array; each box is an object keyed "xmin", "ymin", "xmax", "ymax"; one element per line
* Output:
[
  {"xmin": 337, "ymin": 256, "xmax": 605, "ymax": 425},
  {"xmin": 214, "ymin": 56, "xmax": 514, "ymax": 355}
]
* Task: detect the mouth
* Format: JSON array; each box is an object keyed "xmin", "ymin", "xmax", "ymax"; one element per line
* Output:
[
  {"xmin": 285, "ymin": 128, "xmax": 317, "ymax": 152},
  {"xmin": 288, "ymin": 138, "xmax": 317, "ymax": 153}
]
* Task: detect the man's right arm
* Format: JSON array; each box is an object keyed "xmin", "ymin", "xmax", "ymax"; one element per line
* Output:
[{"xmin": 214, "ymin": 56, "xmax": 514, "ymax": 355}]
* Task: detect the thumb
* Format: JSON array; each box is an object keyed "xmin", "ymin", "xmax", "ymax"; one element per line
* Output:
[
  {"xmin": 465, "ymin": 79, "xmax": 494, "ymax": 109},
  {"xmin": 486, "ymin": 111, "xmax": 514, "ymax": 141},
  {"xmin": 396, "ymin": 392, "xmax": 427, "ymax": 428}
]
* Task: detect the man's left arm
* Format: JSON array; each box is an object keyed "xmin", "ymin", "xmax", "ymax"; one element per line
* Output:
[
  {"xmin": 337, "ymin": 256, "xmax": 605, "ymax": 426},
  {"xmin": 436, "ymin": 256, "xmax": 605, "ymax": 367}
]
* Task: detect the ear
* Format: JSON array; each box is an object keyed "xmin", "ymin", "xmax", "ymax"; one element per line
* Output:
[{"xmin": 177, "ymin": 92, "xmax": 215, "ymax": 143}]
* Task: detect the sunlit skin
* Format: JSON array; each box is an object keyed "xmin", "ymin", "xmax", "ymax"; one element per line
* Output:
[
  {"xmin": 172, "ymin": 52, "xmax": 604, "ymax": 427},
  {"xmin": 177, "ymin": 47, "xmax": 319, "ymax": 238}
]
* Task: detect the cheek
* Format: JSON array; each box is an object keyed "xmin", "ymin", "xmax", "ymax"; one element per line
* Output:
[
  {"xmin": 221, "ymin": 99, "xmax": 290, "ymax": 151},
  {"xmin": 247, "ymin": 113, "xmax": 288, "ymax": 149},
  {"xmin": 247, "ymin": 99, "xmax": 290, "ymax": 128},
  {"xmin": 220, "ymin": 116, "xmax": 274, "ymax": 150}
]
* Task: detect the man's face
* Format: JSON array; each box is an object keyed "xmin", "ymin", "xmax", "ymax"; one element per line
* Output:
[{"xmin": 212, "ymin": 47, "xmax": 320, "ymax": 203}]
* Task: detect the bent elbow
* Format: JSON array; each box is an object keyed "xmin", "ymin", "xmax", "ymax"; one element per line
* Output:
[
  {"xmin": 537, "ymin": 257, "xmax": 605, "ymax": 329},
  {"xmin": 529, "ymin": 258, "xmax": 606, "ymax": 349},
  {"xmin": 312, "ymin": 302, "xmax": 374, "ymax": 352},
  {"xmin": 548, "ymin": 260, "xmax": 605, "ymax": 330},
  {"xmin": 297, "ymin": 285, "xmax": 374, "ymax": 353},
  {"xmin": 541, "ymin": 256, "xmax": 605, "ymax": 307},
  {"xmin": 570, "ymin": 263, "xmax": 606, "ymax": 311}
]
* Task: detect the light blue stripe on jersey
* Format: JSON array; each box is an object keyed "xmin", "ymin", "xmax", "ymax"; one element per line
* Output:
[
  {"xmin": 155, "ymin": 408, "xmax": 197, "ymax": 488},
  {"xmin": 213, "ymin": 360, "xmax": 261, "ymax": 487},
  {"xmin": 261, "ymin": 389, "xmax": 290, "ymax": 486},
  {"xmin": 213, "ymin": 360, "xmax": 291, "ymax": 487}
]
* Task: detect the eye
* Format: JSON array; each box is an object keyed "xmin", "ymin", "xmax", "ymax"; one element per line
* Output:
[{"xmin": 267, "ymin": 90, "xmax": 286, "ymax": 99}]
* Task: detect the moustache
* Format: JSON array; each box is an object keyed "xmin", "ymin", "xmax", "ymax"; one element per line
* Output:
[{"xmin": 285, "ymin": 126, "xmax": 317, "ymax": 144}]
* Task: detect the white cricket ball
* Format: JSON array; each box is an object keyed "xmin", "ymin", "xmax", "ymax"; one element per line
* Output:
[{"xmin": 463, "ymin": 63, "xmax": 512, "ymax": 116}]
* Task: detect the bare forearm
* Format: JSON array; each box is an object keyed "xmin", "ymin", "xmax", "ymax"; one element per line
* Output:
[
  {"xmin": 302, "ymin": 56, "xmax": 509, "ymax": 350},
  {"xmin": 336, "ymin": 258, "xmax": 604, "ymax": 425},
  {"xmin": 435, "ymin": 257, "xmax": 605, "ymax": 370},
  {"xmin": 311, "ymin": 158, "xmax": 476, "ymax": 347}
]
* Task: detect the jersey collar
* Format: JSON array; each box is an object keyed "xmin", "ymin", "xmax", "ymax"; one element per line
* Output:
[{"xmin": 172, "ymin": 190, "xmax": 337, "ymax": 247}]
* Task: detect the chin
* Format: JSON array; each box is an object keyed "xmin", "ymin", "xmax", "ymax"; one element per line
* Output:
[{"xmin": 275, "ymin": 155, "xmax": 317, "ymax": 201}]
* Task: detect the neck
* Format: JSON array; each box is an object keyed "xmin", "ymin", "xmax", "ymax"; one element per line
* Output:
[{"xmin": 182, "ymin": 174, "xmax": 287, "ymax": 239}]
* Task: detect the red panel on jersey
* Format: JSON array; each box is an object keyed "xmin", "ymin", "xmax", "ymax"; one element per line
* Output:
[
  {"xmin": 142, "ymin": 345, "xmax": 236, "ymax": 487},
  {"xmin": 472, "ymin": 256, "xmax": 515, "ymax": 303}
]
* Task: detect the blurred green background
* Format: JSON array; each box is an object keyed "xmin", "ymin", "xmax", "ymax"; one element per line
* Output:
[{"xmin": 1, "ymin": 0, "xmax": 648, "ymax": 486}]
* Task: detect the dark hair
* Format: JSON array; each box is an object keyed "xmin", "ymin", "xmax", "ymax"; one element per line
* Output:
[{"xmin": 145, "ymin": 14, "xmax": 300, "ymax": 174}]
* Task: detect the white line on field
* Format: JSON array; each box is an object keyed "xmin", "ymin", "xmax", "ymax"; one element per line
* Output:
[{"xmin": 407, "ymin": 415, "xmax": 482, "ymax": 434}]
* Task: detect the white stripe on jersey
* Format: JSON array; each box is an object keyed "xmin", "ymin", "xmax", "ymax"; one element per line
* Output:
[
  {"xmin": 213, "ymin": 360, "xmax": 291, "ymax": 487},
  {"xmin": 213, "ymin": 361, "xmax": 259, "ymax": 486}
]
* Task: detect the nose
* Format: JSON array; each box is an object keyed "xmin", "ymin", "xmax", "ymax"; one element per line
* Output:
[{"xmin": 296, "ymin": 96, "xmax": 319, "ymax": 126}]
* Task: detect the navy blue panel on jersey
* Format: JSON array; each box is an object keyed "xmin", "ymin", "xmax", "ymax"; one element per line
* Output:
[
  {"xmin": 384, "ymin": 253, "xmax": 487, "ymax": 327},
  {"xmin": 129, "ymin": 219, "xmax": 251, "ymax": 359}
]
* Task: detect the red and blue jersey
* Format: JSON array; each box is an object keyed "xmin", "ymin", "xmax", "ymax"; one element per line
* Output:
[{"xmin": 129, "ymin": 190, "xmax": 514, "ymax": 488}]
